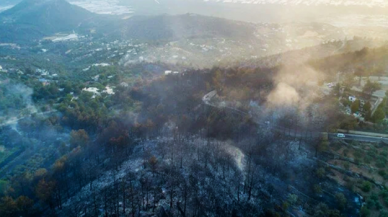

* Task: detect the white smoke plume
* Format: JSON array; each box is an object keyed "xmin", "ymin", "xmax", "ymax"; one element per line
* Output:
[
  {"xmin": 266, "ymin": 64, "xmax": 325, "ymax": 110},
  {"xmin": 0, "ymin": 83, "xmax": 37, "ymax": 127}
]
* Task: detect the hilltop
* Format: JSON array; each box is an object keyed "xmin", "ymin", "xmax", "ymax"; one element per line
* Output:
[{"xmin": 0, "ymin": 0, "xmax": 96, "ymax": 42}]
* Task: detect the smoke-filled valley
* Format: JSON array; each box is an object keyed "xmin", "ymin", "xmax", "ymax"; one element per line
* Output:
[{"xmin": 0, "ymin": 0, "xmax": 388, "ymax": 217}]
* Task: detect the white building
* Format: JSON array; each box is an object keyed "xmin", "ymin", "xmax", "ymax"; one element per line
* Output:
[{"xmin": 349, "ymin": 96, "xmax": 357, "ymax": 102}]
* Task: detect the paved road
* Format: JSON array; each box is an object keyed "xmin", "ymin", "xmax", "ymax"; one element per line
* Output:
[
  {"xmin": 329, "ymin": 133, "xmax": 388, "ymax": 143},
  {"xmin": 203, "ymin": 91, "xmax": 388, "ymax": 144}
]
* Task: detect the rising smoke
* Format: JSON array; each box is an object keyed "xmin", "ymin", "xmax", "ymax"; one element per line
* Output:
[{"xmin": 266, "ymin": 65, "xmax": 325, "ymax": 110}]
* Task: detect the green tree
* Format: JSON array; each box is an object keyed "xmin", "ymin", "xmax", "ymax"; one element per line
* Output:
[
  {"xmin": 316, "ymin": 168, "xmax": 326, "ymax": 179},
  {"xmin": 361, "ymin": 207, "xmax": 370, "ymax": 217},
  {"xmin": 351, "ymin": 99, "xmax": 360, "ymax": 113},
  {"xmin": 335, "ymin": 193, "xmax": 347, "ymax": 210},
  {"xmin": 366, "ymin": 199, "xmax": 375, "ymax": 209},
  {"xmin": 313, "ymin": 203, "xmax": 342, "ymax": 217},
  {"xmin": 361, "ymin": 181, "xmax": 372, "ymax": 192},
  {"xmin": 10, "ymin": 172, "xmax": 33, "ymax": 196},
  {"xmin": 363, "ymin": 80, "xmax": 382, "ymax": 95},
  {"xmin": 313, "ymin": 184, "xmax": 322, "ymax": 194},
  {"xmin": 341, "ymin": 98, "xmax": 351, "ymax": 107},
  {"xmin": 365, "ymin": 111, "xmax": 372, "ymax": 121},
  {"xmin": 380, "ymin": 211, "xmax": 388, "ymax": 217},
  {"xmin": 372, "ymin": 107, "xmax": 386, "ymax": 123},
  {"xmin": 287, "ymin": 194, "xmax": 298, "ymax": 205},
  {"xmin": 363, "ymin": 101, "xmax": 372, "ymax": 113}
]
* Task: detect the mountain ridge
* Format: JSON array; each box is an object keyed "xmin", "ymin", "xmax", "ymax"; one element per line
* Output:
[
  {"xmin": 0, "ymin": 0, "xmax": 98, "ymax": 42},
  {"xmin": 102, "ymin": 13, "xmax": 257, "ymax": 41},
  {"xmin": 0, "ymin": 0, "xmax": 259, "ymax": 44},
  {"xmin": 0, "ymin": 0, "xmax": 95, "ymax": 26}
]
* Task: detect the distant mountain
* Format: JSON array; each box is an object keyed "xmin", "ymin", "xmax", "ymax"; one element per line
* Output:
[
  {"xmin": 67, "ymin": 0, "xmax": 133, "ymax": 15},
  {"xmin": 206, "ymin": 0, "xmax": 388, "ymax": 7},
  {"xmin": 0, "ymin": 0, "xmax": 94, "ymax": 30},
  {"xmin": 0, "ymin": 0, "xmax": 258, "ymax": 44},
  {"xmin": 103, "ymin": 14, "xmax": 257, "ymax": 42},
  {"xmin": 0, "ymin": 0, "xmax": 21, "ymax": 6},
  {"xmin": 0, "ymin": 0, "xmax": 98, "ymax": 42}
]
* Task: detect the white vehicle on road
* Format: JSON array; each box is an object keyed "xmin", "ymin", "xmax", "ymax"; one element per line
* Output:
[{"xmin": 337, "ymin": 133, "xmax": 346, "ymax": 138}]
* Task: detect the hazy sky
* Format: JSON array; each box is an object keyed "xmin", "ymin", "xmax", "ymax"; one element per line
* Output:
[
  {"xmin": 1, "ymin": 0, "xmax": 388, "ymax": 24},
  {"xmin": 113, "ymin": 0, "xmax": 388, "ymax": 23},
  {"xmin": 202, "ymin": 0, "xmax": 388, "ymax": 7}
]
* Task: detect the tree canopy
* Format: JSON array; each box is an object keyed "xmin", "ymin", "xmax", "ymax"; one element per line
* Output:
[{"xmin": 363, "ymin": 80, "xmax": 382, "ymax": 95}]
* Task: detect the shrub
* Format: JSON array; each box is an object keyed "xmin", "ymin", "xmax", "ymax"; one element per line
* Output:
[
  {"xmin": 366, "ymin": 199, "xmax": 376, "ymax": 209},
  {"xmin": 370, "ymin": 193, "xmax": 379, "ymax": 201},
  {"xmin": 364, "ymin": 156, "xmax": 372, "ymax": 164},
  {"xmin": 287, "ymin": 194, "xmax": 298, "ymax": 205},
  {"xmin": 335, "ymin": 193, "xmax": 347, "ymax": 210},
  {"xmin": 368, "ymin": 150, "xmax": 376, "ymax": 157},
  {"xmin": 361, "ymin": 207, "xmax": 370, "ymax": 217},
  {"xmin": 380, "ymin": 211, "xmax": 388, "ymax": 217},
  {"xmin": 376, "ymin": 160, "xmax": 386, "ymax": 168},
  {"xmin": 362, "ymin": 181, "xmax": 372, "ymax": 192},
  {"xmin": 379, "ymin": 190, "xmax": 388, "ymax": 199},
  {"xmin": 316, "ymin": 168, "xmax": 326, "ymax": 179},
  {"xmin": 333, "ymin": 143, "xmax": 341, "ymax": 151},
  {"xmin": 343, "ymin": 162, "xmax": 350, "ymax": 170},
  {"xmin": 379, "ymin": 156, "xmax": 387, "ymax": 162},
  {"xmin": 346, "ymin": 180, "xmax": 355, "ymax": 191},
  {"xmin": 376, "ymin": 202, "xmax": 383, "ymax": 210},
  {"xmin": 282, "ymin": 201, "xmax": 289, "ymax": 210},
  {"xmin": 313, "ymin": 184, "xmax": 322, "ymax": 194},
  {"xmin": 343, "ymin": 149, "xmax": 349, "ymax": 157},
  {"xmin": 379, "ymin": 170, "xmax": 386, "ymax": 177}
]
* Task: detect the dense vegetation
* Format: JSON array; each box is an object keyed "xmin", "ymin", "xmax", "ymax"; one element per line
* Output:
[{"xmin": 310, "ymin": 46, "xmax": 388, "ymax": 77}]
